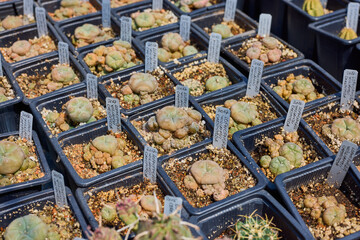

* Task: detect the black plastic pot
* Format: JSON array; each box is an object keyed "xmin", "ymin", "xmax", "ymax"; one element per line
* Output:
[
  {"xmin": 168, "ymin": 54, "xmax": 247, "ymax": 102},
  {"xmin": 0, "ymin": 0, "xmax": 21, "ymax": 7},
  {"xmin": 53, "ymin": 119, "xmax": 145, "ymax": 188},
  {"xmin": 0, "ymin": 22, "xmax": 62, "ymax": 65},
  {"xmin": 258, "ymin": 0, "xmax": 287, "ymax": 39},
  {"xmin": 99, "ymin": 65, "xmax": 177, "ymax": 116},
  {"xmin": 189, "ymin": 190, "xmax": 313, "ymax": 239},
  {"xmin": 223, "ymin": 32, "xmax": 304, "ymax": 74},
  {"xmin": 97, "ymin": 0, "xmax": 147, "ymax": 11},
  {"xmin": 0, "ymin": 59, "xmax": 23, "ymax": 110},
  {"xmin": 198, "ymin": 84, "xmax": 286, "ymax": 137},
  {"xmin": 233, "ymin": 117, "xmax": 332, "ymax": 192},
  {"xmin": 133, "ymin": 22, "xmax": 208, "ymax": 67},
  {"xmin": 112, "ymin": 0, "xmax": 179, "ymax": 37},
  {"xmin": 6, "ymin": 51, "xmax": 87, "ymax": 105},
  {"xmin": 0, "ymin": 187, "xmax": 90, "ymax": 238},
  {"xmin": 158, "ymin": 138, "xmax": 267, "ymax": 216},
  {"xmin": 275, "ymin": 156, "xmax": 360, "ymax": 240},
  {"xmin": 77, "ymin": 37, "xmax": 144, "ymax": 81},
  {"xmin": 0, "ymin": 130, "xmax": 51, "ymax": 202},
  {"xmin": 283, "ymin": 0, "xmax": 348, "ymax": 60},
  {"xmin": 39, "ymin": 0, "xmax": 101, "ymax": 25},
  {"xmin": 55, "ymin": 12, "xmax": 120, "ymax": 54},
  {"xmin": 262, "ymin": 59, "xmax": 341, "ymax": 110},
  {"xmin": 309, "ymin": 13, "xmax": 360, "ymax": 81},
  {"xmin": 167, "ymin": 0, "xmax": 225, "ymax": 17},
  {"xmin": 236, "ymin": 0, "xmax": 244, "ymax": 10},
  {"xmin": 191, "ymin": 6, "xmax": 258, "ymax": 44}
]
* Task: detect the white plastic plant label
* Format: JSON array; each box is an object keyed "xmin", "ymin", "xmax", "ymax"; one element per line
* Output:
[
  {"xmin": 86, "ymin": 73, "xmax": 98, "ymax": 99},
  {"xmin": 284, "ymin": 99, "xmax": 305, "ymax": 133},
  {"xmin": 207, "ymin": 33, "xmax": 222, "ymax": 63},
  {"xmin": 340, "ymin": 69, "xmax": 358, "ymax": 111},
  {"xmin": 175, "ymin": 85, "xmax": 189, "ymax": 108},
  {"xmin": 102, "ymin": 0, "xmax": 111, "ymax": 28},
  {"xmin": 346, "ymin": 3, "xmax": 359, "ymax": 31},
  {"xmin": 74, "ymin": 238, "xmax": 86, "ymax": 240},
  {"xmin": 213, "ymin": 107, "xmax": 230, "ymax": 149},
  {"xmin": 246, "ymin": 59, "xmax": 264, "ymax": 97},
  {"xmin": 143, "ymin": 145, "xmax": 158, "ymax": 183},
  {"xmin": 23, "ymin": 0, "xmax": 34, "ymax": 18},
  {"xmin": 58, "ymin": 42, "xmax": 69, "ymax": 65},
  {"xmin": 153, "ymin": 0, "xmax": 163, "ymax": 10},
  {"xmin": 52, "ymin": 170, "xmax": 68, "ymax": 207},
  {"xmin": 164, "ymin": 196, "xmax": 183, "ymax": 216},
  {"xmin": 223, "ymin": 0, "xmax": 237, "ymax": 22},
  {"xmin": 180, "ymin": 15, "xmax": 191, "ymax": 41},
  {"xmin": 19, "ymin": 111, "xmax": 33, "ymax": 141},
  {"xmin": 106, "ymin": 97, "xmax": 121, "ymax": 132},
  {"xmin": 120, "ymin": 16, "xmax": 132, "ymax": 44},
  {"xmin": 35, "ymin": 7, "xmax": 48, "ymax": 37},
  {"xmin": 145, "ymin": 42, "xmax": 158, "ymax": 72},
  {"xmin": 257, "ymin": 13, "xmax": 272, "ymax": 37},
  {"xmin": 327, "ymin": 140, "xmax": 357, "ymax": 188}
]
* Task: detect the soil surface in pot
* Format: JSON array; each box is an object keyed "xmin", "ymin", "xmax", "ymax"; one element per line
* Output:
[
  {"xmin": 0, "ymin": 15, "xmax": 35, "ymax": 32},
  {"xmin": 171, "ymin": 0, "xmax": 222, "ymax": 13},
  {"xmin": 204, "ymin": 21, "xmax": 246, "ymax": 39},
  {"xmin": 71, "ymin": 23, "xmax": 115, "ymax": 48},
  {"xmin": 110, "ymin": 0, "xmax": 142, "ymax": 7},
  {"xmin": 130, "ymin": 9, "xmax": 178, "ymax": 32},
  {"xmin": 0, "ymin": 76, "xmax": 15, "ymax": 103},
  {"xmin": 49, "ymin": 0, "xmax": 97, "ymax": 21}
]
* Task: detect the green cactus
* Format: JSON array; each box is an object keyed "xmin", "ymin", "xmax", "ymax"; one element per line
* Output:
[
  {"xmin": 4, "ymin": 214, "xmax": 49, "ymax": 240},
  {"xmin": 161, "ymin": 32, "xmax": 185, "ymax": 52},
  {"xmin": 61, "ymin": 0, "xmax": 80, "ymax": 7},
  {"xmin": 2, "ymin": 15, "xmax": 23, "ymax": 30},
  {"xmin": 116, "ymin": 197, "xmax": 139, "ymax": 229},
  {"xmin": 0, "ymin": 141, "xmax": 26, "ymax": 175},
  {"xmin": 322, "ymin": 205, "xmax": 346, "ymax": 226},
  {"xmin": 114, "ymin": 40, "xmax": 132, "ymax": 49},
  {"xmin": 92, "ymin": 135, "xmax": 118, "ymax": 156},
  {"xmin": 128, "ymin": 73, "xmax": 158, "ymax": 94},
  {"xmin": 330, "ymin": 117, "xmax": 360, "ymax": 141},
  {"xmin": 105, "ymin": 51, "xmax": 125, "ymax": 70},
  {"xmin": 293, "ymin": 79, "xmax": 315, "ymax": 95},
  {"xmin": 190, "ymin": 160, "xmax": 224, "ymax": 185},
  {"xmin": 262, "ymin": 37, "xmax": 279, "ymax": 49},
  {"xmin": 66, "ymin": 97, "xmax": 94, "ymax": 123},
  {"xmin": 155, "ymin": 106, "xmax": 189, "ymax": 132},
  {"xmin": 212, "ymin": 24, "xmax": 233, "ymax": 39},
  {"xmin": 183, "ymin": 45, "xmax": 198, "ymax": 56},
  {"xmin": 338, "ymin": 27, "xmax": 358, "ymax": 40},
  {"xmin": 134, "ymin": 12, "xmax": 155, "ymax": 28},
  {"xmin": 278, "ymin": 142, "xmax": 304, "ymax": 168},
  {"xmin": 230, "ymin": 102, "xmax": 259, "ymax": 124},
  {"xmin": 302, "ymin": 0, "xmax": 324, "ymax": 17},
  {"xmin": 269, "ymin": 156, "xmax": 291, "ymax": 176},
  {"xmin": 260, "ymin": 155, "xmax": 272, "ymax": 168},
  {"xmin": 205, "ymin": 76, "xmax": 230, "ymax": 92},
  {"xmin": 193, "ymin": 0, "xmax": 209, "ymax": 8},
  {"xmin": 51, "ymin": 65, "xmax": 76, "ymax": 83},
  {"xmin": 74, "ymin": 23, "xmax": 101, "ymax": 42},
  {"xmin": 158, "ymin": 48, "xmax": 171, "ymax": 62},
  {"xmin": 87, "ymin": 226, "xmax": 122, "ymax": 240},
  {"xmin": 0, "ymin": 94, "xmax": 8, "ymax": 103},
  {"xmin": 101, "ymin": 204, "xmax": 117, "ymax": 222},
  {"xmin": 124, "ymin": 94, "xmax": 140, "ymax": 105}
]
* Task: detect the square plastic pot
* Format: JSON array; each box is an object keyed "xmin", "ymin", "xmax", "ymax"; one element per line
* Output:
[
  {"xmin": 258, "ymin": 0, "xmax": 287, "ymax": 39},
  {"xmin": 133, "ymin": 22, "xmax": 208, "ymax": 67},
  {"xmin": 189, "ymin": 190, "xmax": 313, "ymax": 239},
  {"xmin": 77, "ymin": 37, "xmax": 144, "ymax": 81},
  {"xmin": 223, "ymin": 32, "xmax": 304, "ymax": 74},
  {"xmin": 283, "ymin": 0, "xmax": 348, "ymax": 60},
  {"xmin": 262, "ymin": 59, "xmax": 341, "ymax": 110},
  {"xmin": 54, "ymin": 119, "xmax": 145, "ymax": 188},
  {"xmin": 0, "ymin": 0, "xmax": 21, "ymax": 6},
  {"xmin": 99, "ymin": 65, "xmax": 177, "ymax": 116},
  {"xmin": 112, "ymin": 0, "xmax": 179, "ymax": 37},
  {"xmin": 274, "ymin": 156, "xmax": 360, "ymax": 240},
  {"xmin": 158, "ymin": 138, "xmax": 267, "ymax": 216},
  {"xmin": 0, "ymin": 187, "xmax": 90, "ymax": 238},
  {"xmin": 55, "ymin": 13, "xmax": 120, "ymax": 55},
  {"xmin": 0, "ymin": 59, "xmax": 23, "ymax": 109},
  {"xmin": 6, "ymin": 51, "xmax": 87, "ymax": 105},
  {"xmin": 167, "ymin": 0, "xmax": 225, "ymax": 17},
  {"xmin": 0, "ymin": 22, "xmax": 62, "ymax": 66},
  {"xmin": 167, "ymin": 54, "xmax": 247, "ymax": 102},
  {"xmin": 233, "ymin": 117, "xmax": 332, "ymax": 192},
  {"xmin": 39, "ymin": 0, "xmax": 101, "ymax": 25},
  {"xmin": 241, "ymin": 0, "xmax": 260, "ymax": 20},
  {"xmin": 192, "ymin": 6, "xmax": 258, "ymax": 44},
  {"xmin": 309, "ymin": 13, "xmax": 360, "ymax": 81},
  {"xmin": 0, "ymin": 131, "xmax": 51, "ymax": 203}
]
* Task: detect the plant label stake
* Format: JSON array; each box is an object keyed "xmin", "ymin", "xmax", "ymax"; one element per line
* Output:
[
  {"xmin": 58, "ymin": 42, "xmax": 69, "ymax": 65},
  {"xmin": 340, "ymin": 69, "xmax": 358, "ymax": 111},
  {"xmin": 284, "ymin": 99, "xmax": 305, "ymax": 133},
  {"xmin": 19, "ymin": 111, "xmax": 33, "ymax": 141},
  {"xmin": 86, "ymin": 73, "xmax": 98, "ymax": 99},
  {"xmin": 246, "ymin": 59, "xmax": 264, "ymax": 97},
  {"xmin": 106, "ymin": 97, "xmax": 121, "ymax": 132},
  {"xmin": 258, "ymin": 13, "xmax": 272, "ymax": 37},
  {"xmin": 102, "ymin": 0, "xmax": 111, "ymax": 28},
  {"xmin": 52, "ymin": 170, "xmax": 68, "ymax": 207},
  {"xmin": 213, "ymin": 107, "xmax": 230, "ymax": 149},
  {"xmin": 35, "ymin": 7, "xmax": 48, "ymax": 37},
  {"xmin": 145, "ymin": 42, "xmax": 158, "ymax": 72},
  {"xmin": 153, "ymin": 0, "xmax": 163, "ymax": 10},
  {"xmin": 180, "ymin": 15, "xmax": 191, "ymax": 41},
  {"xmin": 223, "ymin": 0, "xmax": 237, "ymax": 22},
  {"xmin": 164, "ymin": 196, "xmax": 183, "ymax": 216},
  {"xmin": 346, "ymin": 3, "xmax": 359, "ymax": 32},
  {"xmin": 143, "ymin": 145, "xmax": 158, "ymax": 183},
  {"xmin": 74, "ymin": 238, "xmax": 86, "ymax": 240},
  {"xmin": 327, "ymin": 140, "xmax": 357, "ymax": 188},
  {"xmin": 0, "ymin": 58, "xmax": 3, "ymax": 77},
  {"xmin": 208, "ymin": 33, "xmax": 222, "ymax": 63},
  {"xmin": 120, "ymin": 16, "xmax": 132, "ymax": 44},
  {"xmin": 175, "ymin": 85, "xmax": 189, "ymax": 108},
  {"xmin": 24, "ymin": 0, "xmax": 34, "ymax": 18}
]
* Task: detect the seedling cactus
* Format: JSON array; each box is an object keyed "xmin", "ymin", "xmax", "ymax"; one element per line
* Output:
[
  {"xmin": 88, "ymin": 226, "xmax": 122, "ymax": 240},
  {"xmin": 66, "ymin": 97, "xmax": 94, "ymax": 123},
  {"xmin": 212, "ymin": 24, "xmax": 233, "ymax": 39},
  {"xmin": 128, "ymin": 73, "xmax": 158, "ymax": 94},
  {"xmin": 4, "ymin": 214, "xmax": 49, "ymax": 240},
  {"xmin": 269, "ymin": 156, "xmax": 291, "ymax": 176},
  {"xmin": 205, "ymin": 76, "xmax": 230, "ymax": 92},
  {"xmin": 158, "ymin": 33, "xmax": 198, "ymax": 62},
  {"xmin": 302, "ymin": 0, "xmax": 324, "ymax": 17},
  {"xmin": 51, "ymin": 65, "xmax": 77, "ymax": 83},
  {"xmin": 0, "ymin": 140, "xmax": 26, "ymax": 174},
  {"xmin": 338, "ymin": 27, "xmax": 358, "ymax": 40},
  {"xmin": 135, "ymin": 12, "xmax": 155, "ymax": 28},
  {"xmin": 2, "ymin": 16, "xmax": 23, "ymax": 30},
  {"xmin": 322, "ymin": 116, "xmax": 360, "ymax": 142}
]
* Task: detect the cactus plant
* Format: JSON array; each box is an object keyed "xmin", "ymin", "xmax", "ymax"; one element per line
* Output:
[
  {"xmin": 92, "ymin": 135, "xmax": 118, "ymax": 155},
  {"xmin": 262, "ymin": 37, "xmax": 279, "ymax": 49},
  {"xmin": 50, "ymin": 0, "xmax": 97, "ymax": 21},
  {"xmin": 131, "ymin": 9, "xmax": 178, "ymax": 31},
  {"xmin": 0, "ymin": 140, "xmax": 26, "ymax": 174},
  {"xmin": 116, "ymin": 197, "xmax": 139, "ymax": 227},
  {"xmin": 183, "ymin": 45, "xmax": 198, "ymax": 56},
  {"xmin": 212, "ymin": 24, "xmax": 233, "ymax": 39},
  {"xmin": 230, "ymin": 102, "xmax": 259, "ymax": 124},
  {"xmin": 293, "ymin": 78, "xmax": 315, "ymax": 95},
  {"xmin": 158, "ymin": 48, "xmax": 171, "ymax": 62},
  {"xmin": 278, "ymin": 142, "xmax": 304, "ymax": 168},
  {"xmin": 101, "ymin": 204, "xmax": 117, "ymax": 222},
  {"xmin": 87, "ymin": 226, "xmax": 122, "ymax": 240},
  {"xmin": 135, "ymin": 12, "xmax": 155, "ymax": 28},
  {"xmin": 205, "ymin": 76, "xmax": 230, "ymax": 92},
  {"xmin": 338, "ymin": 27, "xmax": 358, "ymax": 40},
  {"xmin": 4, "ymin": 214, "xmax": 49, "ymax": 240},
  {"xmin": 73, "ymin": 23, "xmax": 114, "ymax": 47},
  {"xmin": 269, "ymin": 156, "xmax": 291, "ymax": 176},
  {"xmin": 1, "ymin": 16, "xmax": 23, "ymax": 30},
  {"xmin": 302, "ymin": 0, "xmax": 324, "ymax": 17},
  {"xmin": 51, "ymin": 65, "xmax": 77, "ymax": 83},
  {"xmin": 156, "ymin": 106, "xmax": 189, "ymax": 132},
  {"xmin": 161, "ymin": 32, "xmax": 185, "ymax": 52},
  {"xmin": 66, "ymin": 97, "xmax": 94, "ymax": 123},
  {"xmin": 322, "ymin": 116, "xmax": 360, "ymax": 142},
  {"xmin": 128, "ymin": 73, "xmax": 158, "ymax": 94}
]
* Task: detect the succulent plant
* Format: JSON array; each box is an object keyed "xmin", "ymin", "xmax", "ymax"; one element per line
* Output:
[
  {"xmin": 205, "ymin": 76, "xmax": 230, "ymax": 92},
  {"xmin": 4, "ymin": 214, "xmax": 49, "ymax": 240},
  {"xmin": 278, "ymin": 142, "xmax": 304, "ymax": 168},
  {"xmin": 293, "ymin": 78, "xmax": 315, "ymax": 95},
  {"xmin": 61, "ymin": 0, "xmax": 80, "ymax": 7},
  {"xmin": 260, "ymin": 155, "xmax": 272, "ymax": 168},
  {"xmin": 51, "ymin": 65, "xmax": 76, "ymax": 83},
  {"xmin": 302, "ymin": 0, "xmax": 324, "ymax": 17},
  {"xmin": 269, "ymin": 156, "xmax": 291, "ymax": 176},
  {"xmin": 2, "ymin": 16, "xmax": 23, "ymax": 30},
  {"xmin": 161, "ymin": 33, "xmax": 185, "ymax": 52},
  {"xmin": 212, "ymin": 24, "xmax": 233, "ymax": 39},
  {"xmin": 0, "ymin": 140, "xmax": 26, "ymax": 174},
  {"xmin": 75, "ymin": 23, "xmax": 101, "ymax": 42},
  {"xmin": 66, "ymin": 97, "xmax": 94, "ymax": 123},
  {"xmin": 88, "ymin": 226, "xmax": 122, "ymax": 240},
  {"xmin": 11, "ymin": 40, "xmax": 31, "ymax": 56},
  {"xmin": 105, "ymin": 51, "xmax": 125, "ymax": 70},
  {"xmin": 140, "ymin": 195, "xmax": 162, "ymax": 214},
  {"xmin": 246, "ymin": 47, "xmax": 261, "ymax": 60},
  {"xmin": 101, "ymin": 204, "xmax": 117, "ymax": 222},
  {"xmin": 338, "ymin": 27, "xmax": 358, "ymax": 40},
  {"xmin": 262, "ymin": 37, "xmax": 278, "ymax": 49},
  {"xmin": 116, "ymin": 197, "xmax": 139, "ymax": 227},
  {"xmin": 183, "ymin": 45, "xmax": 198, "ymax": 56},
  {"xmin": 128, "ymin": 73, "xmax": 158, "ymax": 94},
  {"xmin": 230, "ymin": 102, "xmax": 259, "ymax": 124},
  {"xmin": 267, "ymin": 48, "xmax": 282, "ymax": 63},
  {"xmin": 156, "ymin": 106, "xmax": 189, "ymax": 132},
  {"xmin": 135, "ymin": 12, "xmax": 155, "ymax": 28},
  {"xmin": 92, "ymin": 135, "xmax": 118, "ymax": 155},
  {"xmin": 158, "ymin": 48, "xmax": 171, "ymax": 62},
  {"xmin": 322, "ymin": 117, "xmax": 360, "ymax": 142}
]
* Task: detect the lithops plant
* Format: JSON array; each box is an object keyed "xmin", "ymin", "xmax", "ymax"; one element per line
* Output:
[
  {"xmin": 205, "ymin": 76, "xmax": 230, "ymax": 92},
  {"xmin": 72, "ymin": 23, "xmax": 114, "ymax": 47},
  {"xmin": 212, "ymin": 24, "xmax": 233, "ymax": 39},
  {"xmin": 0, "ymin": 141, "xmax": 26, "ymax": 175},
  {"xmin": 50, "ymin": 0, "xmax": 97, "ymax": 21},
  {"xmin": 338, "ymin": 27, "xmax": 358, "ymax": 40},
  {"xmin": 322, "ymin": 116, "xmax": 360, "ymax": 142},
  {"xmin": 130, "ymin": 9, "xmax": 178, "ymax": 31},
  {"xmin": 302, "ymin": 0, "xmax": 325, "ymax": 17}
]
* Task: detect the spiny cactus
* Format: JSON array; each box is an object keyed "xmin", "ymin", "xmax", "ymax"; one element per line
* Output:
[
  {"xmin": 0, "ymin": 140, "xmax": 26, "ymax": 175},
  {"xmin": 212, "ymin": 24, "xmax": 233, "ymax": 39},
  {"xmin": 66, "ymin": 97, "xmax": 94, "ymax": 123},
  {"xmin": 205, "ymin": 76, "xmax": 230, "ymax": 92},
  {"xmin": 338, "ymin": 27, "xmax": 358, "ymax": 40},
  {"xmin": 51, "ymin": 65, "xmax": 76, "ymax": 83},
  {"xmin": 116, "ymin": 197, "xmax": 139, "ymax": 227},
  {"xmin": 4, "ymin": 214, "xmax": 49, "ymax": 240},
  {"xmin": 302, "ymin": 0, "xmax": 324, "ymax": 17}
]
